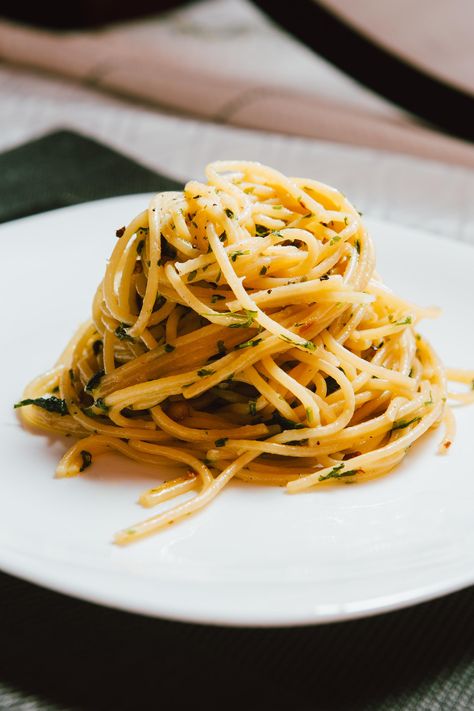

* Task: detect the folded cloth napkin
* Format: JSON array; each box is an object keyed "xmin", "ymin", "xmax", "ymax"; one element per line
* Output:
[
  {"xmin": 0, "ymin": 0, "xmax": 473, "ymax": 168},
  {"xmin": 0, "ymin": 131, "xmax": 473, "ymax": 711},
  {"xmin": 0, "ymin": 130, "xmax": 181, "ymax": 223}
]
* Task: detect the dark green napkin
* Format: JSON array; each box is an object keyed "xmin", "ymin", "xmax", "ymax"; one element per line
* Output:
[
  {"xmin": 1, "ymin": 130, "xmax": 473, "ymax": 711},
  {"xmin": 0, "ymin": 129, "xmax": 182, "ymax": 224}
]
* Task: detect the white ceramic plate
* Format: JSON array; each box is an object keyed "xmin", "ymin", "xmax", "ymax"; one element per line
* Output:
[{"xmin": 1, "ymin": 194, "xmax": 473, "ymax": 627}]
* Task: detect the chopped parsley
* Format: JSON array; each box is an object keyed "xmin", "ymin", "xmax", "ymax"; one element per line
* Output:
[
  {"xmin": 164, "ymin": 343, "xmax": 175, "ymax": 353},
  {"xmin": 396, "ymin": 316, "xmax": 412, "ymax": 326},
  {"xmin": 259, "ymin": 265, "xmax": 268, "ymax": 275},
  {"xmin": 84, "ymin": 369, "xmax": 105, "ymax": 392},
  {"xmin": 391, "ymin": 416, "xmax": 421, "ymax": 431},
  {"xmin": 215, "ymin": 437, "xmax": 228, "ymax": 447},
  {"xmin": 255, "ymin": 224, "xmax": 270, "ymax": 237},
  {"xmin": 79, "ymin": 450, "xmax": 92, "ymax": 472},
  {"xmin": 197, "ymin": 368, "xmax": 215, "ymax": 377},
  {"xmin": 355, "ymin": 239, "xmax": 361, "ymax": 254},
  {"xmin": 234, "ymin": 338, "xmax": 262, "ymax": 350},
  {"xmin": 318, "ymin": 463, "xmax": 358, "ymax": 482},
  {"xmin": 267, "ymin": 412, "xmax": 305, "ymax": 430},
  {"xmin": 115, "ymin": 323, "xmax": 134, "ymax": 341},
  {"xmin": 224, "ymin": 208, "xmax": 234, "ymax": 219},
  {"xmin": 211, "ymin": 294, "xmax": 226, "ymax": 304},
  {"xmin": 187, "ymin": 270, "xmax": 198, "ymax": 282},
  {"xmin": 228, "ymin": 309, "xmax": 258, "ymax": 329},
  {"xmin": 218, "ymin": 231, "xmax": 227, "ymax": 242},
  {"xmin": 94, "ymin": 398, "xmax": 109, "ymax": 413},
  {"xmin": 280, "ymin": 334, "xmax": 315, "ymax": 351},
  {"xmin": 230, "ymin": 250, "xmax": 250, "ymax": 262},
  {"xmin": 329, "ymin": 235, "xmax": 341, "ymax": 246},
  {"xmin": 14, "ymin": 396, "xmax": 68, "ymax": 416}
]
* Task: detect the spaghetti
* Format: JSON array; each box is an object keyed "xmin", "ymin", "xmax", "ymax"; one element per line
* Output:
[{"xmin": 15, "ymin": 161, "xmax": 474, "ymax": 545}]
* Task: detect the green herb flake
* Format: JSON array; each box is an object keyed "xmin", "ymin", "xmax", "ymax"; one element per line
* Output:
[
  {"xmin": 255, "ymin": 224, "xmax": 270, "ymax": 237},
  {"xmin": 224, "ymin": 208, "xmax": 234, "ymax": 219},
  {"xmin": 197, "ymin": 368, "xmax": 215, "ymax": 377},
  {"xmin": 230, "ymin": 250, "xmax": 250, "ymax": 262},
  {"xmin": 94, "ymin": 398, "xmax": 109, "ymax": 413},
  {"xmin": 211, "ymin": 294, "xmax": 226, "ymax": 304},
  {"xmin": 164, "ymin": 343, "xmax": 175, "ymax": 353},
  {"xmin": 318, "ymin": 463, "xmax": 358, "ymax": 482},
  {"xmin": 85, "ymin": 369, "xmax": 105, "ymax": 392},
  {"xmin": 79, "ymin": 450, "xmax": 92, "ymax": 473},
  {"xmin": 187, "ymin": 270, "xmax": 198, "ymax": 282},
  {"xmin": 396, "ymin": 316, "xmax": 412, "ymax": 326},
  {"xmin": 228, "ymin": 309, "xmax": 258, "ymax": 329},
  {"xmin": 14, "ymin": 396, "xmax": 68, "ymax": 416},
  {"xmin": 136, "ymin": 239, "xmax": 145, "ymax": 254},
  {"xmin": 218, "ymin": 231, "xmax": 227, "ymax": 243},
  {"xmin": 214, "ymin": 437, "xmax": 228, "ymax": 447},
  {"xmin": 355, "ymin": 239, "xmax": 361, "ymax": 254},
  {"xmin": 330, "ymin": 235, "xmax": 341, "ymax": 246},
  {"xmin": 115, "ymin": 323, "xmax": 134, "ymax": 341},
  {"xmin": 259, "ymin": 265, "xmax": 268, "ymax": 276},
  {"xmin": 391, "ymin": 416, "xmax": 422, "ymax": 432},
  {"xmin": 248, "ymin": 400, "xmax": 257, "ymax": 416},
  {"xmin": 235, "ymin": 338, "xmax": 262, "ymax": 350}
]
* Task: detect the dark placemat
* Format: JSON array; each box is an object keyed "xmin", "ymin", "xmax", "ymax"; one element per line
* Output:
[
  {"xmin": 1, "ymin": 130, "xmax": 473, "ymax": 710},
  {"xmin": 0, "ymin": 130, "xmax": 181, "ymax": 224}
]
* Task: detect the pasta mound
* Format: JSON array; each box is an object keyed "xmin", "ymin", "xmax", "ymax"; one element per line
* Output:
[{"xmin": 16, "ymin": 161, "xmax": 473, "ymax": 544}]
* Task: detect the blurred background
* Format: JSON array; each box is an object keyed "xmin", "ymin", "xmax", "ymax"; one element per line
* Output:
[{"xmin": 1, "ymin": 0, "xmax": 473, "ymax": 167}]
